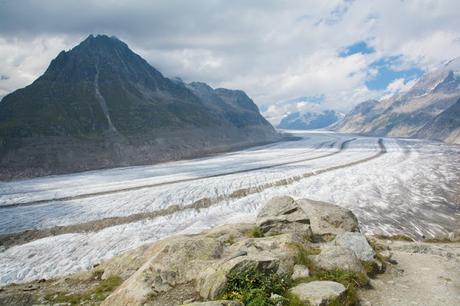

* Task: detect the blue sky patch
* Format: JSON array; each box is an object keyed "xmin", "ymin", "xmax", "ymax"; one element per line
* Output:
[
  {"xmin": 366, "ymin": 56, "xmax": 423, "ymax": 90},
  {"xmin": 339, "ymin": 41, "xmax": 375, "ymax": 57}
]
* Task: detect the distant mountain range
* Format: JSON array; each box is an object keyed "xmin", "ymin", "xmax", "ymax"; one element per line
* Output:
[
  {"xmin": 336, "ymin": 58, "xmax": 460, "ymax": 144},
  {"xmin": 277, "ymin": 110, "xmax": 344, "ymax": 130},
  {"xmin": 0, "ymin": 35, "xmax": 279, "ymax": 179}
]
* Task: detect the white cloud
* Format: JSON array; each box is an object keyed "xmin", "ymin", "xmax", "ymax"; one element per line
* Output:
[{"xmin": 1, "ymin": 0, "xmax": 459, "ymax": 119}]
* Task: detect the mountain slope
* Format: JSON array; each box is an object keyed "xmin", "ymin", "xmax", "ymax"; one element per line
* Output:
[
  {"xmin": 0, "ymin": 35, "xmax": 279, "ymax": 179},
  {"xmin": 336, "ymin": 59, "xmax": 460, "ymax": 142},
  {"xmin": 416, "ymin": 98, "xmax": 460, "ymax": 144},
  {"xmin": 277, "ymin": 110, "xmax": 343, "ymax": 130}
]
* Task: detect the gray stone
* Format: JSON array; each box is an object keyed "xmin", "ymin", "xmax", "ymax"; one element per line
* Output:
[
  {"xmin": 291, "ymin": 264, "xmax": 310, "ymax": 281},
  {"xmin": 289, "ymin": 281, "xmax": 347, "ymax": 306},
  {"xmin": 334, "ymin": 232, "xmax": 375, "ymax": 261},
  {"xmin": 296, "ymin": 199, "xmax": 359, "ymax": 236},
  {"xmin": 312, "ymin": 245, "xmax": 363, "ymax": 273},
  {"xmin": 256, "ymin": 196, "xmax": 312, "ymax": 237}
]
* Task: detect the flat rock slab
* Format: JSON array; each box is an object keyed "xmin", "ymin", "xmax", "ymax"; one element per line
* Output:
[
  {"xmin": 289, "ymin": 281, "xmax": 346, "ymax": 306},
  {"xmin": 291, "ymin": 264, "xmax": 310, "ymax": 281},
  {"xmin": 313, "ymin": 245, "xmax": 363, "ymax": 273},
  {"xmin": 334, "ymin": 232, "xmax": 375, "ymax": 261}
]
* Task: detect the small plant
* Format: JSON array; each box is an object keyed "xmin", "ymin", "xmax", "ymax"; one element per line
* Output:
[
  {"xmin": 287, "ymin": 242, "xmax": 321, "ymax": 272},
  {"xmin": 219, "ymin": 265, "xmax": 291, "ymax": 305},
  {"xmin": 248, "ymin": 226, "xmax": 263, "ymax": 238},
  {"xmin": 361, "ymin": 260, "xmax": 381, "ymax": 278}
]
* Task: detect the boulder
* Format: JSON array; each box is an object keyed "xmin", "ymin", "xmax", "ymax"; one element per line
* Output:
[
  {"xmin": 291, "ymin": 264, "xmax": 310, "ymax": 281},
  {"xmin": 198, "ymin": 254, "xmax": 279, "ymax": 299},
  {"xmin": 334, "ymin": 232, "xmax": 375, "ymax": 261},
  {"xmin": 296, "ymin": 199, "xmax": 359, "ymax": 237},
  {"xmin": 289, "ymin": 281, "xmax": 346, "ymax": 306},
  {"xmin": 182, "ymin": 301, "xmax": 243, "ymax": 306},
  {"xmin": 312, "ymin": 245, "xmax": 363, "ymax": 273},
  {"xmin": 256, "ymin": 196, "xmax": 312, "ymax": 237},
  {"xmin": 102, "ymin": 237, "xmax": 224, "ymax": 306}
]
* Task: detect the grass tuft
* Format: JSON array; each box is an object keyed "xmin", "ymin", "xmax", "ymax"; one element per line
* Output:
[
  {"xmin": 287, "ymin": 242, "xmax": 321, "ymax": 272},
  {"xmin": 219, "ymin": 265, "xmax": 291, "ymax": 306},
  {"xmin": 248, "ymin": 226, "xmax": 263, "ymax": 238}
]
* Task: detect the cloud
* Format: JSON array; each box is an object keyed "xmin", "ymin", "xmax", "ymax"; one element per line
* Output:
[{"xmin": 1, "ymin": 0, "xmax": 459, "ymax": 120}]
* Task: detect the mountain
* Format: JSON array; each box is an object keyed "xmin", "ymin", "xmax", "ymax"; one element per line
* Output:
[
  {"xmin": 336, "ymin": 58, "xmax": 460, "ymax": 143},
  {"xmin": 416, "ymin": 98, "xmax": 460, "ymax": 144},
  {"xmin": 0, "ymin": 35, "xmax": 279, "ymax": 179},
  {"xmin": 277, "ymin": 110, "xmax": 343, "ymax": 130}
]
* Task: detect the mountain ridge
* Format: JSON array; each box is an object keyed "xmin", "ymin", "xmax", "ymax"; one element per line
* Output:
[
  {"xmin": 0, "ymin": 34, "xmax": 280, "ymax": 179},
  {"xmin": 335, "ymin": 58, "xmax": 460, "ymax": 143}
]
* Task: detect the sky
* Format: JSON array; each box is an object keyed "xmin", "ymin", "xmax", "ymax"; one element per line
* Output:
[{"xmin": 1, "ymin": 0, "xmax": 460, "ymax": 124}]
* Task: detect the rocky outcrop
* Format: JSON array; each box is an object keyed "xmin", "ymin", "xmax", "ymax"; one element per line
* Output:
[
  {"xmin": 289, "ymin": 281, "xmax": 347, "ymax": 306},
  {"xmin": 99, "ymin": 196, "xmax": 381, "ymax": 305}
]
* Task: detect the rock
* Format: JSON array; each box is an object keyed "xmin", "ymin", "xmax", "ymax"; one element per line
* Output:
[
  {"xmin": 291, "ymin": 264, "xmax": 310, "ymax": 281},
  {"xmin": 271, "ymin": 293, "xmax": 287, "ymax": 306},
  {"xmin": 256, "ymin": 196, "xmax": 312, "ymax": 237},
  {"xmin": 198, "ymin": 255, "xmax": 279, "ymax": 299},
  {"xmin": 334, "ymin": 232, "xmax": 375, "ymax": 261},
  {"xmin": 312, "ymin": 245, "xmax": 363, "ymax": 273},
  {"xmin": 102, "ymin": 237, "xmax": 224, "ymax": 306},
  {"xmin": 296, "ymin": 199, "xmax": 359, "ymax": 237},
  {"xmin": 289, "ymin": 281, "xmax": 347, "ymax": 306},
  {"xmin": 226, "ymin": 233, "xmax": 301, "ymax": 275},
  {"xmin": 182, "ymin": 301, "xmax": 243, "ymax": 306}
]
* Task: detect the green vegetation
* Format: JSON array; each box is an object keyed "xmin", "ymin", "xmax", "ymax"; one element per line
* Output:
[
  {"xmin": 361, "ymin": 260, "xmax": 381, "ymax": 278},
  {"xmin": 44, "ymin": 275, "xmax": 122, "ymax": 305},
  {"xmin": 219, "ymin": 266, "xmax": 291, "ymax": 306},
  {"xmin": 247, "ymin": 226, "xmax": 263, "ymax": 238},
  {"xmin": 287, "ymin": 242, "xmax": 321, "ymax": 272}
]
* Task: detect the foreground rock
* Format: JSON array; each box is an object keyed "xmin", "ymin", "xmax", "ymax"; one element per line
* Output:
[
  {"xmin": 334, "ymin": 232, "xmax": 375, "ymax": 261},
  {"xmin": 296, "ymin": 198, "xmax": 360, "ymax": 239},
  {"xmin": 312, "ymin": 245, "xmax": 364, "ymax": 273},
  {"xmin": 289, "ymin": 281, "xmax": 346, "ymax": 305},
  {"xmin": 256, "ymin": 196, "xmax": 312, "ymax": 236}
]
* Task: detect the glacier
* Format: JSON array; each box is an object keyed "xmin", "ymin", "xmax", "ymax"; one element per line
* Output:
[{"xmin": 0, "ymin": 131, "xmax": 459, "ymax": 285}]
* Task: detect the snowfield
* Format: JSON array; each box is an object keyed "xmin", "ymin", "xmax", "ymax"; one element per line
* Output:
[{"xmin": 0, "ymin": 131, "xmax": 459, "ymax": 285}]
